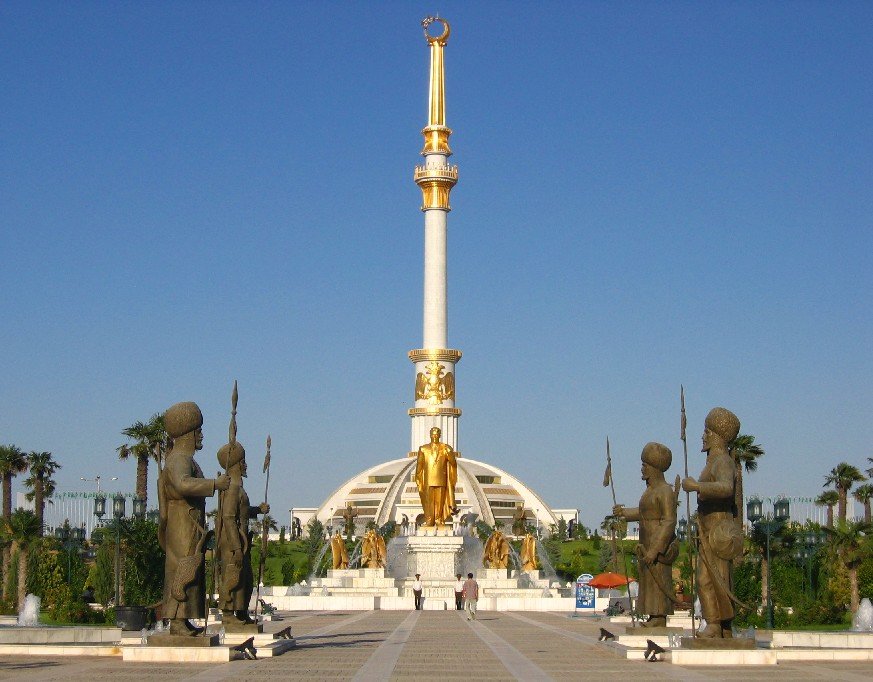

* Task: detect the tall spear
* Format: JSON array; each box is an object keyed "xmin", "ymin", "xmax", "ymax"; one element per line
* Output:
[
  {"xmin": 209, "ymin": 380, "xmax": 236, "ymax": 629},
  {"xmin": 681, "ymin": 385, "xmax": 697, "ymax": 637},
  {"xmin": 603, "ymin": 437, "xmax": 636, "ymax": 626},
  {"xmin": 255, "ymin": 434, "xmax": 272, "ymax": 619}
]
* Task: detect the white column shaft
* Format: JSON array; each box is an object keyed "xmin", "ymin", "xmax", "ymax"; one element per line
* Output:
[{"xmin": 422, "ymin": 208, "xmax": 448, "ymax": 349}]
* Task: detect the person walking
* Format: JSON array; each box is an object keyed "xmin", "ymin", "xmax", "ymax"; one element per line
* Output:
[
  {"xmin": 412, "ymin": 573, "xmax": 424, "ymax": 610},
  {"xmin": 454, "ymin": 573, "xmax": 464, "ymax": 610},
  {"xmin": 462, "ymin": 572, "xmax": 479, "ymax": 621}
]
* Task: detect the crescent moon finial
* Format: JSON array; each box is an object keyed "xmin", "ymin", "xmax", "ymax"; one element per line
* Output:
[{"xmin": 421, "ymin": 16, "xmax": 450, "ymax": 45}]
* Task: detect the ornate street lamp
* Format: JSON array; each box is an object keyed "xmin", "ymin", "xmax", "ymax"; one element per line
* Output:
[
  {"xmin": 112, "ymin": 495, "xmax": 126, "ymax": 520},
  {"xmin": 111, "ymin": 495, "xmax": 126, "ymax": 606},
  {"xmin": 146, "ymin": 509, "xmax": 159, "ymax": 523},
  {"xmin": 94, "ymin": 494, "xmax": 106, "ymax": 520},
  {"xmin": 132, "ymin": 496, "xmax": 146, "ymax": 520},
  {"xmin": 747, "ymin": 496, "xmax": 790, "ymax": 629},
  {"xmin": 677, "ymin": 518, "xmax": 688, "ymax": 542}
]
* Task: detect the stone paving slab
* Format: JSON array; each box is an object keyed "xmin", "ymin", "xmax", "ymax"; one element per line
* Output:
[{"xmin": 0, "ymin": 611, "xmax": 871, "ymax": 680}]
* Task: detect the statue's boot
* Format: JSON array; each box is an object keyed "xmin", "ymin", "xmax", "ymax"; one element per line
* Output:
[
  {"xmin": 696, "ymin": 623, "xmax": 723, "ymax": 638},
  {"xmin": 235, "ymin": 610, "xmax": 256, "ymax": 624},
  {"xmin": 721, "ymin": 620, "xmax": 733, "ymax": 638},
  {"xmin": 642, "ymin": 616, "xmax": 667, "ymax": 628},
  {"xmin": 169, "ymin": 618, "xmax": 197, "ymax": 636}
]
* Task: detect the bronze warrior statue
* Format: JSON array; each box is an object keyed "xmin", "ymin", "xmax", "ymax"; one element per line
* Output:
[
  {"xmin": 613, "ymin": 442, "xmax": 679, "ymax": 628},
  {"xmin": 157, "ymin": 402, "xmax": 229, "ymax": 637},
  {"xmin": 215, "ymin": 440, "xmax": 269, "ymax": 625},
  {"xmin": 682, "ymin": 407, "xmax": 744, "ymax": 638}
]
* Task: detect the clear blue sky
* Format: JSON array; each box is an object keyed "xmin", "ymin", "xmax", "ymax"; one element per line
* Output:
[{"xmin": 2, "ymin": 2, "xmax": 871, "ymax": 530}]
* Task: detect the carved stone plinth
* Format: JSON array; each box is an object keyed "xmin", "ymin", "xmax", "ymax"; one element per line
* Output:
[
  {"xmin": 147, "ymin": 634, "xmax": 220, "ymax": 647},
  {"xmin": 405, "ymin": 535, "xmax": 464, "ymax": 578}
]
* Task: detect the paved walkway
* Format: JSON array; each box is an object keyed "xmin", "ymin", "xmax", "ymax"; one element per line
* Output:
[{"xmin": 0, "ymin": 611, "xmax": 872, "ymax": 680}]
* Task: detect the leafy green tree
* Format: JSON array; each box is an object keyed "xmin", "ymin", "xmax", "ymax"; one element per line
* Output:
[
  {"xmin": 0, "ymin": 444, "xmax": 27, "ymax": 600},
  {"xmin": 122, "ymin": 519, "xmax": 165, "ymax": 606},
  {"xmin": 852, "ymin": 484, "xmax": 873, "ymax": 524},
  {"xmin": 117, "ymin": 413, "xmax": 168, "ymax": 507},
  {"xmin": 556, "ymin": 518, "xmax": 568, "ymax": 540},
  {"xmin": 730, "ymin": 434, "xmax": 764, "ymax": 530},
  {"xmin": 24, "ymin": 451, "xmax": 60, "ymax": 536},
  {"xmin": 91, "ymin": 542, "xmax": 115, "ymax": 606},
  {"xmin": 824, "ymin": 463, "xmax": 867, "ymax": 524},
  {"xmin": 302, "ymin": 518, "xmax": 325, "ymax": 561},
  {"xmin": 824, "ymin": 520, "xmax": 872, "ymax": 613},
  {"xmin": 816, "ymin": 490, "xmax": 839, "ymax": 528},
  {"xmin": 1, "ymin": 508, "xmax": 40, "ymax": 608}
]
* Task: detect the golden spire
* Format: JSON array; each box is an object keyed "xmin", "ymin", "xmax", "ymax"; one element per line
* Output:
[
  {"xmin": 420, "ymin": 16, "xmax": 452, "ymax": 156},
  {"xmin": 415, "ymin": 16, "xmax": 458, "ymax": 211}
]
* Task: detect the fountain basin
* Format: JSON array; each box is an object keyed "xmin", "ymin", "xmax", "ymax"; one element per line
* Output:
[{"xmin": 0, "ymin": 626, "xmax": 122, "ymax": 645}]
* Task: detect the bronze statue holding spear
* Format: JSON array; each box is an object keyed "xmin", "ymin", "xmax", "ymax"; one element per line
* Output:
[{"xmin": 215, "ymin": 381, "xmax": 270, "ymax": 629}]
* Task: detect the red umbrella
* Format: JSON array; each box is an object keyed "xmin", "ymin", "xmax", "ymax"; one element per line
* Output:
[{"xmin": 586, "ymin": 572, "xmax": 636, "ymax": 589}]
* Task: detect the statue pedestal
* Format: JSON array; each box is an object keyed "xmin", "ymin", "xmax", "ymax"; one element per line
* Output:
[
  {"xmin": 147, "ymin": 634, "xmax": 219, "ymax": 647},
  {"xmin": 405, "ymin": 535, "xmax": 465, "ymax": 579},
  {"xmin": 221, "ymin": 621, "xmax": 263, "ymax": 634}
]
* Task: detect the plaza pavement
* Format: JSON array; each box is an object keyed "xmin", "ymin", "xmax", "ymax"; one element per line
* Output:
[{"xmin": 0, "ymin": 610, "xmax": 872, "ymax": 680}]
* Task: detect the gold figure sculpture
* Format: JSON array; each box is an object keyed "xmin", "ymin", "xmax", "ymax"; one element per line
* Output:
[
  {"xmin": 682, "ymin": 408, "xmax": 744, "ymax": 638},
  {"xmin": 520, "ymin": 533, "xmax": 539, "ymax": 572},
  {"xmin": 483, "ymin": 530, "xmax": 510, "ymax": 569},
  {"xmin": 414, "ymin": 427, "xmax": 457, "ymax": 527},
  {"xmin": 415, "ymin": 361, "xmax": 455, "ymax": 404},
  {"xmin": 157, "ymin": 401, "xmax": 229, "ymax": 637},
  {"xmin": 613, "ymin": 442, "xmax": 679, "ymax": 629},
  {"xmin": 361, "ymin": 528, "xmax": 387, "ymax": 569},
  {"xmin": 330, "ymin": 530, "xmax": 349, "ymax": 570}
]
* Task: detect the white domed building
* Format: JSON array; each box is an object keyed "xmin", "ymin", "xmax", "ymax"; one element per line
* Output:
[{"xmin": 293, "ymin": 456, "xmax": 575, "ymax": 538}]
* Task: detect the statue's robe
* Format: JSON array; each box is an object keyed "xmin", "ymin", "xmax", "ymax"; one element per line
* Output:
[
  {"xmin": 696, "ymin": 451, "xmax": 736, "ymax": 623},
  {"xmin": 521, "ymin": 534, "xmax": 539, "ymax": 571},
  {"xmin": 621, "ymin": 480, "xmax": 677, "ymax": 617},
  {"xmin": 158, "ymin": 451, "xmax": 215, "ymax": 619},
  {"xmin": 331, "ymin": 534, "xmax": 348, "ymax": 569},
  {"xmin": 216, "ymin": 480, "xmax": 259, "ymax": 612},
  {"xmin": 415, "ymin": 442, "xmax": 457, "ymax": 525}
]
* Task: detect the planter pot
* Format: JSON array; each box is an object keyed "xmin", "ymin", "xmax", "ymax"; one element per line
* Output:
[{"xmin": 115, "ymin": 605, "xmax": 154, "ymax": 631}]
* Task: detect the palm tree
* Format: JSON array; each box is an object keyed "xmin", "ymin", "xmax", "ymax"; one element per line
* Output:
[
  {"xmin": 816, "ymin": 490, "xmax": 839, "ymax": 528},
  {"xmin": 117, "ymin": 413, "xmax": 169, "ymax": 507},
  {"xmin": 0, "ymin": 508, "xmax": 41, "ymax": 609},
  {"xmin": 823, "ymin": 520, "xmax": 872, "ymax": 613},
  {"xmin": 23, "ymin": 451, "xmax": 60, "ymax": 536},
  {"xmin": 823, "ymin": 463, "xmax": 867, "ymax": 524},
  {"xmin": 0, "ymin": 445, "xmax": 28, "ymax": 599},
  {"xmin": 730, "ymin": 434, "xmax": 765, "ymax": 530},
  {"xmin": 853, "ymin": 484, "xmax": 873, "ymax": 524}
]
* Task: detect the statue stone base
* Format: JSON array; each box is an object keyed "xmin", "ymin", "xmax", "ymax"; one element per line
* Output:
[
  {"xmin": 148, "ymin": 633, "xmax": 220, "ymax": 647},
  {"xmin": 680, "ymin": 636, "xmax": 755, "ymax": 650},
  {"xmin": 222, "ymin": 620, "xmax": 263, "ymax": 634}
]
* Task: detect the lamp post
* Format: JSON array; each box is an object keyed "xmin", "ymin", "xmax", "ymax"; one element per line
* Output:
[
  {"xmin": 112, "ymin": 494, "xmax": 126, "ymax": 606},
  {"xmin": 747, "ymin": 496, "xmax": 790, "ymax": 629},
  {"xmin": 795, "ymin": 529, "xmax": 826, "ymax": 598},
  {"xmin": 54, "ymin": 519, "xmax": 86, "ymax": 585},
  {"xmin": 81, "ymin": 475, "xmax": 118, "ymax": 493}
]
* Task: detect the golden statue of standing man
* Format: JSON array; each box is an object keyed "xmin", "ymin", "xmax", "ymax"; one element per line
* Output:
[{"xmin": 415, "ymin": 427, "xmax": 457, "ymax": 528}]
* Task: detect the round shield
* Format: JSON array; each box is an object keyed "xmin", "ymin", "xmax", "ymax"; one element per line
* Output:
[{"xmin": 710, "ymin": 519, "xmax": 744, "ymax": 560}]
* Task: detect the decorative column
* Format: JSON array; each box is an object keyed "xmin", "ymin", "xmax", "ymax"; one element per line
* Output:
[{"xmin": 409, "ymin": 17, "xmax": 461, "ymax": 455}]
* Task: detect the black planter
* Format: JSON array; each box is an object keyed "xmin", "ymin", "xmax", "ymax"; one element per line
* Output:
[{"xmin": 115, "ymin": 605, "xmax": 154, "ymax": 631}]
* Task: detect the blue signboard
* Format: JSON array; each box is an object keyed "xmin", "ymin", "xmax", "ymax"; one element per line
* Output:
[{"xmin": 575, "ymin": 573, "xmax": 595, "ymax": 610}]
